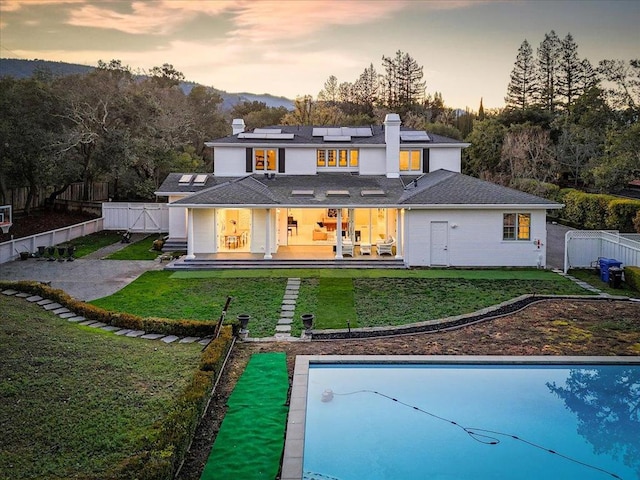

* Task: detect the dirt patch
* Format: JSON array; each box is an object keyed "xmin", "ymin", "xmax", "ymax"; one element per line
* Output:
[
  {"xmin": 0, "ymin": 210, "xmax": 100, "ymax": 243},
  {"xmin": 176, "ymin": 298, "xmax": 640, "ymax": 479}
]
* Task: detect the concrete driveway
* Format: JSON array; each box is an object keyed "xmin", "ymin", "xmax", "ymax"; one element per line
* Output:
[{"xmin": 546, "ymin": 222, "xmax": 573, "ymax": 270}]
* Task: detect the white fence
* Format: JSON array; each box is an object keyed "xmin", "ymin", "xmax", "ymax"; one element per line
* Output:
[
  {"xmin": 0, "ymin": 218, "xmax": 103, "ymax": 264},
  {"xmin": 564, "ymin": 230, "xmax": 640, "ymax": 273},
  {"xmin": 102, "ymin": 203, "xmax": 168, "ymax": 233}
]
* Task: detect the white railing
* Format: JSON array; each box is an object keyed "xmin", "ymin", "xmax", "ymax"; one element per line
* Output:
[
  {"xmin": 564, "ymin": 230, "xmax": 640, "ymax": 273},
  {"xmin": 102, "ymin": 202, "xmax": 168, "ymax": 232},
  {"xmin": 0, "ymin": 218, "xmax": 103, "ymax": 265}
]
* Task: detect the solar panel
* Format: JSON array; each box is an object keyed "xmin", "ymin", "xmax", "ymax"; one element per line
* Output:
[
  {"xmin": 238, "ymin": 133, "xmax": 294, "ymax": 139},
  {"xmin": 179, "ymin": 174, "xmax": 193, "ymax": 184},
  {"xmin": 253, "ymin": 128, "xmax": 282, "ymax": 134},
  {"xmin": 312, "ymin": 128, "xmax": 327, "ymax": 136},
  {"xmin": 292, "ymin": 189, "xmax": 314, "ymax": 196},
  {"xmin": 400, "ymin": 131, "xmax": 431, "ymax": 142},
  {"xmin": 323, "ymin": 135, "xmax": 351, "ymax": 142}
]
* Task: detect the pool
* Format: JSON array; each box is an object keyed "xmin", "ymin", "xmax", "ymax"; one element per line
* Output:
[{"xmin": 281, "ymin": 356, "xmax": 640, "ymax": 480}]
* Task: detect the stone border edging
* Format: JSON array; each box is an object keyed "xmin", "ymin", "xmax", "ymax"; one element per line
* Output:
[
  {"xmin": 2, "ymin": 289, "xmax": 212, "ymax": 346},
  {"xmin": 310, "ymin": 294, "xmax": 631, "ymax": 340}
]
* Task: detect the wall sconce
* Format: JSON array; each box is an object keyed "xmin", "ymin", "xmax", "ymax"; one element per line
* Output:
[{"xmin": 451, "ymin": 223, "xmax": 458, "ymax": 229}]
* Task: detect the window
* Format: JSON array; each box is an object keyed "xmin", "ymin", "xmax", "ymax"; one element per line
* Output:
[
  {"xmin": 400, "ymin": 150, "xmax": 421, "ymax": 171},
  {"xmin": 316, "ymin": 149, "xmax": 359, "ymax": 170},
  {"xmin": 503, "ymin": 213, "xmax": 531, "ymax": 240},
  {"xmin": 255, "ymin": 149, "xmax": 277, "ymax": 171}
]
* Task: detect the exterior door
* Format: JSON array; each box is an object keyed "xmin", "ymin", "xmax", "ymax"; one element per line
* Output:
[{"xmin": 430, "ymin": 221, "xmax": 448, "ymax": 266}]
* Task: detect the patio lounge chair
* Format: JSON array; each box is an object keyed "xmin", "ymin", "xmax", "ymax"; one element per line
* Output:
[
  {"xmin": 376, "ymin": 236, "xmax": 395, "ymax": 256},
  {"xmin": 342, "ymin": 240, "xmax": 354, "ymax": 257}
]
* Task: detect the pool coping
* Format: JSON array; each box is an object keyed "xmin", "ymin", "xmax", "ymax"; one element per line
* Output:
[{"xmin": 281, "ymin": 355, "xmax": 640, "ymax": 480}]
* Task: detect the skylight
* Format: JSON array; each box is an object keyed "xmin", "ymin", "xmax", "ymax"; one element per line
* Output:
[
  {"xmin": 327, "ymin": 190, "xmax": 350, "ymax": 196},
  {"xmin": 238, "ymin": 132, "xmax": 294, "ymax": 139},
  {"xmin": 178, "ymin": 174, "xmax": 193, "ymax": 184},
  {"xmin": 361, "ymin": 189, "xmax": 386, "ymax": 197},
  {"xmin": 193, "ymin": 174, "xmax": 208, "ymax": 185},
  {"xmin": 292, "ymin": 189, "xmax": 314, "ymax": 196}
]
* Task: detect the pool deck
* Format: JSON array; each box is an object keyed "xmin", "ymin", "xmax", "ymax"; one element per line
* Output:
[{"xmin": 281, "ymin": 355, "xmax": 640, "ymax": 480}]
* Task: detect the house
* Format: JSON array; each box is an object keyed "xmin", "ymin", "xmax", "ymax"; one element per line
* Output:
[{"xmin": 155, "ymin": 114, "xmax": 561, "ymax": 267}]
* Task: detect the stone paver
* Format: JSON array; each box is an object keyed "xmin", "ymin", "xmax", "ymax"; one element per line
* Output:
[
  {"xmin": 280, "ymin": 310, "xmax": 294, "ymax": 318},
  {"xmin": 114, "ymin": 329, "xmax": 133, "ymax": 336},
  {"xmin": 15, "ymin": 292, "xmax": 30, "ymax": 298},
  {"xmin": 101, "ymin": 326, "xmax": 121, "ymax": 332},
  {"xmin": 278, "ymin": 318, "xmax": 293, "ymax": 325},
  {"xmin": 275, "ymin": 325, "xmax": 292, "ymax": 332},
  {"xmin": 161, "ymin": 335, "xmax": 179, "ymax": 343},
  {"xmin": 87, "ymin": 322, "xmax": 107, "ymax": 328},
  {"xmin": 59, "ymin": 312, "xmax": 77, "ymax": 319},
  {"xmin": 52, "ymin": 308, "xmax": 71, "ymax": 315},
  {"xmin": 36, "ymin": 299, "xmax": 53, "ymax": 306},
  {"xmin": 79, "ymin": 320, "xmax": 100, "ymax": 326},
  {"xmin": 125, "ymin": 330, "xmax": 145, "ymax": 337},
  {"xmin": 26, "ymin": 295, "xmax": 43, "ymax": 302},
  {"xmin": 67, "ymin": 316, "xmax": 85, "ymax": 323},
  {"xmin": 179, "ymin": 336, "xmax": 200, "ymax": 344},
  {"xmin": 43, "ymin": 302, "xmax": 63, "ymax": 311},
  {"xmin": 2, "ymin": 289, "xmax": 19, "ymax": 295},
  {"xmin": 281, "ymin": 304, "xmax": 296, "ymax": 311},
  {"xmin": 141, "ymin": 333, "xmax": 165, "ymax": 340}
]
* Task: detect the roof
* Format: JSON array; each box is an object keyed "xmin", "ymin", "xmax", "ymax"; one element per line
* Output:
[
  {"xmin": 159, "ymin": 170, "xmax": 561, "ymax": 209},
  {"xmin": 206, "ymin": 125, "xmax": 466, "ymax": 147}
]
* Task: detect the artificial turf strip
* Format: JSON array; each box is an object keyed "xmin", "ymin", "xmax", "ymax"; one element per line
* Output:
[{"xmin": 200, "ymin": 352, "xmax": 289, "ymax": 480}]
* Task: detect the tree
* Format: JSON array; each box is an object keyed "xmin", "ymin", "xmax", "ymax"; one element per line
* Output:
[
  {"xmin": 149, "ymin": 63, "xmax": 185, "ymax": 88},
  {"xmin": 505, "ymin": 40, "xmax": 537, "ymax": 110},
  {"xmin": 317, "ymin": 75, "xmax": 339, "ymax": 104},
  {"xmin": 589, "ymin": 122, "xmax": 640, "ymax": 192},
  {"xmin": 0, "ymin": 77, "xmax": 65, "ymax": 213},
  {"xmin": 463, "ymin": 118, "xmax": 507, "ymax": 180},
  {"xmin": 478, "ymin": 98, "xmax": 485, "ymax": 120},
  {"xmin": 381, "ymin": 50, "xmax": 425, "ymax": 113},
  {"xmin": 536, "ymin": 31, "xmax": 561, "ymax": 113},
  {"xmin": 557, "ymin": 33, "xmax": 582, "ymax": 109},
  {"xmin": 500, "ymin": 124, "xmax": 557, "ymax": 184},
  {"xmin": 281, "ymin": 95, "xmax": 345, "ymax": 126},
  {"xmin": 598, "ymin": 58, "xmax": 640, "ymax": 115},
  {"xmin": 352, "ymin": 64, "xmax": 379, "ymax": 116}
]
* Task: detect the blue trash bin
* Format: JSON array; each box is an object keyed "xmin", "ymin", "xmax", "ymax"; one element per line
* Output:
[{"xmin": 599, "ymin": 258, "xmax": 622, "ymax": 283}]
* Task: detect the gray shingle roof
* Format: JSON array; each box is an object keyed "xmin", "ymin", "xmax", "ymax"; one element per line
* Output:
[
  {"xmin": 207, "ymin": 125, "xmax": 465, "ymax": 146},
  {"xmin": 161, "ymin": 170, "xmax": 560, "ymax": 209},
  {"xmin": 400, "ymin": 170, "xmax": 559, "ymax": 205}
]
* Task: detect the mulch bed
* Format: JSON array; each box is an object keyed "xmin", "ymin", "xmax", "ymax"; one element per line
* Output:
[
  {"xmin": 176, "ymin": 298, "xmax": 640, "ymax": 479},
  {"xmin": 0, "ymin": 210, "xmax": 99, "ymax": 243}
]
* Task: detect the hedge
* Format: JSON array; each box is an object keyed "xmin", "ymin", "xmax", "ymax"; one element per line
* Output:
[
  {"xmin": 624, "ymin": 266, "xmax": 640, "ymax": 293},
  {"xmin": 557, "ymin": 189, "xmax": 640, "ymax": 233},
  {"xmin": 0, "ymin": 280, "xmax": 218, "ymax": 338},
  {"xmin": 109, "ymin": 326, "xmax": 235, "ymax": 480}
]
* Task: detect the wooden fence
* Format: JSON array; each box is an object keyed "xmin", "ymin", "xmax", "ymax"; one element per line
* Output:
[
  {"xmin": 102, "ymin": 203, "xmax": 169, "ymax": 232},
  {"xmin": 2, "ymin": 182, "xmax": 110, "ymax": 214}
]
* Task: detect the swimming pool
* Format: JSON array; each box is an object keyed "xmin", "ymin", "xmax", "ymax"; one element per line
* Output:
[{"xmin": 281, "ymin": 356, "xmax": 640, "ymax": 480}]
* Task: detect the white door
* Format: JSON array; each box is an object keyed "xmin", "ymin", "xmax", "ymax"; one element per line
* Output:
[{"xmin": 430, "ymin": 221, "xmax": 448, "ymax": 266}]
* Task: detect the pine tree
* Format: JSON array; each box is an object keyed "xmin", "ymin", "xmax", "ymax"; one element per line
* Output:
[
  {"xmin": 505, "ymin": 40, "xmax": 537, "ymax": 110},
  {"xmin": 353, "ymin": 63, "xmax": 379, "ymax": 115},
  {"xmin": 536, "ymin": 31, "xmax": 561, "ymax": 112},
  {"xmin": 557, "ymin": 33, "xmax": 582, "ymax": 109},
  {"xmin": 381, "ymin": 50, "xmax": 425, "ymax": 112},
  {"xmin": 478, "ymin": 97, "xmax": 485, "ymax": 120}
]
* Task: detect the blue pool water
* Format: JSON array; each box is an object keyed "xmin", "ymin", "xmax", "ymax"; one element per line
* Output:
[{"xmin": 303, "ymin": 364, "xmax": 640, "ymax": 480}]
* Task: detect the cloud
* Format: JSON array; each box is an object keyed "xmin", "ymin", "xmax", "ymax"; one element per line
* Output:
[{"xmin": 1, "ymin": 0, "xmax": 84, "ymax": 13}]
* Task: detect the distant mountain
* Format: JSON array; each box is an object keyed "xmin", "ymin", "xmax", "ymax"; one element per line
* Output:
[{"xmin": 0, "ymin": 58, "xmax": 294, "ymax": 111}]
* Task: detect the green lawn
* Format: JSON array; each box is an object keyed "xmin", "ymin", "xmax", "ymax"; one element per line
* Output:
[
  {"xmin": 91, "ymin": 269, "xmax": 591, "ymax": 337},
  {"xmin": 106, "ymin": 234, "xmax": 162, "ymax": 260},
  {"xmin": 568, "ymin": 268, "xmax": 637, "ymax": 297},
  {"xmin": 0, "ymin": 295, "xmax": 203, "ymax": 479},
  {"xmin": 60, "ymin": 231, "xmax": 122, "ymax": 258}
]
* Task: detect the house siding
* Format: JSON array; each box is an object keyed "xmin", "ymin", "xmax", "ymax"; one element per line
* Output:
[
  {"xmin": 168, "ymin": 195, "xmax": 188, "ymax": 238},
  {"xmin": 404, "ymin": 209, "xmax": 547, "ymax": 267},
  {"xmin": 214, "ymin": 147, "xmax": 247, "ymax": 176},
  {"xmin": 429, "ymin": 148, "xmax": 461, "ymax": 173},
  {"xmin": 192, "ymin": 209, "xmax": 216, "ymax": 254}
]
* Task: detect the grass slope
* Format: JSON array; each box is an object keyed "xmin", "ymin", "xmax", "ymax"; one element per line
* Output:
[{"xmin": 0, "ymin": 296, "xmax": 203, "ymax": 479}]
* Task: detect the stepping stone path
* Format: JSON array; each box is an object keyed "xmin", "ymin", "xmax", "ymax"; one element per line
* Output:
[
  {"xmin": 275, "ymin": 278, "xmax": 301, "ymax": 339},
  {"xmin": 551, "ymin": 269, "xmax": 610, "ymax": 296},
  {"xmin": 2, "ymin": 288, "xmax": 213, "ymax": 346}
]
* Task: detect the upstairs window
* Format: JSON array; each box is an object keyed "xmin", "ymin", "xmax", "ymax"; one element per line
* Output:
[
  {"xmin": 503, "ymin": 213, "xmax": 531, "ymax": 241},
  {"xmin": 317, "ymin": 149, "xmax": 359, "ymax": 170},
  {"xmin": 255, "ymin": 149, "xmax": 277, "ymax": 171},
  {"xmin": 400, "ymin": 150, "xmax": 422, "ymax": 172}
]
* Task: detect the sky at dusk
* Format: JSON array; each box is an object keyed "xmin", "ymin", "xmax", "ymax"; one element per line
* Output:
[{"xmin": 0, "ymin": 0, "xmax": 638, "ymax": 110}]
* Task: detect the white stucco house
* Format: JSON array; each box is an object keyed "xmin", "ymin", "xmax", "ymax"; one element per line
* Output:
[{"xmin": 155, "ymin": 114, "xmax": 560, "ymax": 268}]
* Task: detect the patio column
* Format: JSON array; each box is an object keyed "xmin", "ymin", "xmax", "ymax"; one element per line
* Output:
[
  {"xmin": 335, "ymin": 208, "xmax": 343, "ymax": 259},
  {"xmin": 185, "ymin": 208, "xmax": 195, "ymax": 259},
  {"xmin": 395, "ymin": 208, "xmax": 403, "ymax": 259},
  {"xmin": 264, "ymin": 208, "xmax": 272, "ymax": 259}
]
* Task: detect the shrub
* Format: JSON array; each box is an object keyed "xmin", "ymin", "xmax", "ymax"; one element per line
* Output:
[
  {"xmin": 606, "ymin": 199, "xmax": 640, "ymax": 232},
  {"xmin": 624, "ymin": 266, "xmax": 640, "ymax": 293},
  {"xmin": 511, "ymin": 178, "xmax": 560, "ymax": 200},
  {"xmin": 635, "ymin": 211, "xmax": 640, "ymax": 234}
]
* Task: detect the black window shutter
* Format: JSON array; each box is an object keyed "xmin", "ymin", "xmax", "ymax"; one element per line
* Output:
[
  {"xmin": 278, "ymin": 148, "xmax": 285, "ymax": 173},
  {"xmin": 246, "ymin": 148, "xmax": 253, "ymax": 173},
  {"xmin": 422, "ymin": 148, "xmax": 430, "ymax": 173}
]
